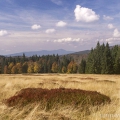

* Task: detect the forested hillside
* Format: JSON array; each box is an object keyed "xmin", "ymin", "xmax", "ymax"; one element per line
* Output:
[
  {"xmin": 80, "ymin": 42, "xmax": 120, "ymax": 74},
  {"xmin": 0, "ymin": 54, "xmax": 78, "ymax": 74},
  {"xmin": 0, "ymin": 42, "xmax": 120, "ymax": 74}
]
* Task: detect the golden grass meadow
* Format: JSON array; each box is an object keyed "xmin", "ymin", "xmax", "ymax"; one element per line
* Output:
[{"xmin": 0, "ymin": 74, "xmax": 120, "ymax": 120}]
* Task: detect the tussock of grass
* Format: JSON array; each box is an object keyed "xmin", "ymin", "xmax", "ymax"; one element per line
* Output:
[{"xmin": 4, "ymin": 88, "xmax": 111, "ymax": 111}]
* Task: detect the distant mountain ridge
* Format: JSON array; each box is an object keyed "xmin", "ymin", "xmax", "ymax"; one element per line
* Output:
[
  {"xmin": 62, "ymin": 50, "xmax": 90, "ymax": 64},
  {"xmin": 68, "ymin": 50, "xmax": 90, "ymax": 55},
  {"xmin": 6, "ymin": 49, "xmax": 75, "ymax": 57}
]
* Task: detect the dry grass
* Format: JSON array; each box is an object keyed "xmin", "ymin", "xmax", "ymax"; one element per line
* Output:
[{"xmin": 0, "ymin": 74, "xmax": 120, "ymax": 120}]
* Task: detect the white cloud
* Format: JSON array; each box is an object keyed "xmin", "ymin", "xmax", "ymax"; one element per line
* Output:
[
  {"xmin": 0, "ymin": 30, "xmax": 8, "ymax": 36},
  {"xmin": 54, "ymin": 38, "xmax": 81, "ymax": 43},
  {"xmin": 51, "ymin": 0, "xmax": 62, "ymax": 5},
  {"xmin": 106, "ymin": 37, "xmax": 120, "ymax": 44},
  {"xmin": 45, "ymin": 29, "xmax": 56, "ymax": 33},
  {"xmin": 31, "ymin": 24, "xmax": 41, "ymax": 30},
  {"xmin": 56, "ymin": 21, "xmax": 67, "ymax": 27},
  {"xmin": 108, "ymin": 24, "xmax": 114, "ymax": 29},
  {"xmin": 103, "ymin": 15, "xmax": 113, "ymax": 20},
  {"xmin": 113, "ymin": 29, "xmax": 120, "ymax": 37},
  {"xmin": 74, "ymin": 5, "xmax": 99, "ymax": 22},
  {"xmin": 106, "ymin": 38, "xmax": 114, "ymax": 43}
]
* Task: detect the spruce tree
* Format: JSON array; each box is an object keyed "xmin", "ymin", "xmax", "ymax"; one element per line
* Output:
[
  {"xmin": 0, "ymin": 63, "xmax": 2, "ymax": 74},
  {"xmin": 94, "ymin": 42, "xmax": 102, "ymax": 73},
  {"xmin": 101, "ymin": 43, "xmax": 106, "ymax": 73},
  {"xmin": 113, "ymin": 46, "xmax": 120, "ymax": 74},
  {"xmin": 86, "ymin": 48, "xmax": 96, "ymax": 73},
  {"xmin": 102, "ymin": 43, "xmax": 113, "ymax": 74},
  {"xmin": 79, "ymin": 59, "xmax": 86, "ymax": 73}
]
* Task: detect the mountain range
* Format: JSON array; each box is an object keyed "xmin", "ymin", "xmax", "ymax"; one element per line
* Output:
[{"xmin": 6, "ymin": 49, "xmax": 75, "ymax": 57}]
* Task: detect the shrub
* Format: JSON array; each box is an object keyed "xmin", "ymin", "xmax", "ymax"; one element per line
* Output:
[{"xmin": 4, "ymin": 88, "xmax": 111, "ymax": 111}]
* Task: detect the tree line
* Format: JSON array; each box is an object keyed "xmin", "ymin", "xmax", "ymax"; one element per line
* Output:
[
  {"xmin": 0, "ymin": 42, "xmax": 120, "ymax": 74},
  {"xmin": 0, "ymin": 54, "xmax": 78, "ymax": 74},
  {"xmin": 80, "ymin": 42, "xmax": 120, "ymax": 74}
]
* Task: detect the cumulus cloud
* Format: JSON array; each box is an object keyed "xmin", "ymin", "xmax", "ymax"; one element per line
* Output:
[
  {"xmin": 113, "ymin": 29, "xmax": 120, "ymax": 37},
  {"xmin": 103, "ymin": 15, "xmax": 113, "ymax": 20},
  {"xmin": 31, "ymin": 24, "xmax": 41, "ymax": 30},
  {"xmin": 54, "ymin": 37, "xmax": 81, "ymax": 43},
  {"xmin": 74, "ymin": 5, "xmax": 99, "ymax": 22},
  {"xmin": 45, "ymin": 29, "xmax": 56, "ymax": 33},
  {"xmin": 51, "ymin": 0, "xmax": 62, "ymax": 5},
  {"xmin": 108, "ymin": 24, "xmax": 114, "ymax": 29},
  {"xmin": 56, "ymin": 21, "xmax": 67, "ymax": 27},
  {"xmin": 0, "ymin": 30, "xmax": 8, "ymax": 36}
]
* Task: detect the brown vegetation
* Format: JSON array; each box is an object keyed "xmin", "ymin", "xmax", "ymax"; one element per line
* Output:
[{"xmin": 4, "ymin": 88, "xmax": 111, "ymax": 110}]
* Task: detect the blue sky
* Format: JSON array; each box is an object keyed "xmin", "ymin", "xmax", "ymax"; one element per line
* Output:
[{"xmin": 0, "ymin": 0, "xmax": 120, "ymax": 55}]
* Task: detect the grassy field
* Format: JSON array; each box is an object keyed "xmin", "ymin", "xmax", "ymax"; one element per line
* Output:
[{"xmin": 0, "ymin": 74, "xmax": 120, "ymax": 120}]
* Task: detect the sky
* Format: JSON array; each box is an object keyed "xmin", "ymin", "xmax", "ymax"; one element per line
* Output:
[{"xmin": 0, "ymin": 0, "xmax": 120, "ymax": 55}]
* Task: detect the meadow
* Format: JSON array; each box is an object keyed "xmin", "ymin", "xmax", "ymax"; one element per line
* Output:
[{"xmin": 0, "ymin": 74, "xmax": 120, "ymax": 120}]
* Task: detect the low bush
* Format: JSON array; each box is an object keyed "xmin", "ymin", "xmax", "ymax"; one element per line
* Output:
[{"xmin": 4, "ymin": 88, "xmax": 111, "ymax": 111}]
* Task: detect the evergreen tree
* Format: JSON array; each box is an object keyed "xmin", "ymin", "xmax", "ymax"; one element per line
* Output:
[
  {"xmin": 62, "ymin": 56, "xmax": 70, "ymax": 68},
  {"xmin": 113, "ymin": 46, "xmax": 120, "ymax": 74},
  {"xmin": 101, "ymin": 43, "xmax": 113, "ymax": 74},
  {"xmin": 79, "ymin": 59, "xmax": 86, "ymax": 73},
  {"xmin": 86, "ymin": 48, "xmax": 96, "ymax": 73},
  {"xmin": 94, "ymin": 42, "xmax": 102, "ymax": 73},
  {"xmin": 43, "ymin": 61, "xmax": 47, "ymax": 73},
  {"xmin": 0, "ymin": 63, "xmax": 2, "ymax": 74},
  {"xmin": 22, "ymin": 53, "xmax": 26, "ymax": 63},
  {"xmin": 58, "ymin": 62, "xmax": 63, "ymax": 73},
  {"xmin": 100, "ymin": 43, "xmax": 105, "ymax": 73},
  {"xmin": 47, "ymin": 60, "xmax": 52, "ymax": 73},
  {"xmin": 22, "ymin": 62, "xmax": 28, "ymax": 73}
]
